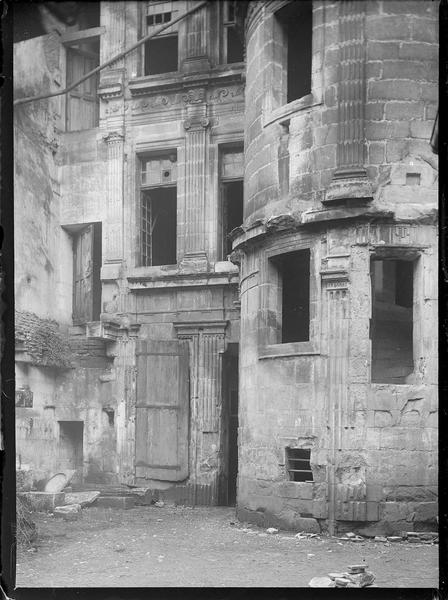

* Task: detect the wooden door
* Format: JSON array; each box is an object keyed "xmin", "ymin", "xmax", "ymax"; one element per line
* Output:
[
  {"xmin": 66, "ymin": 47, "xmax": 99, "ymax": 131},
  {"xmin": 73, "ymin": 225, "xmax": 94, "ymax": 325},
  {"xmin": 135, "ymin": 340, "xmax": 189, "ymax": 481}
]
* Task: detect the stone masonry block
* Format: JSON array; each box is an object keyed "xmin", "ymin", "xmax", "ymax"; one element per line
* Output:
[
  {"xmin": 381, "ymin": 501, "xmax": 409, "ymax": 522},
  {"xmin": 385, "ymin": 102, "xmax": 423, "ymax": 121},
  {"xmin": 366, "ymin": 16, "xmax": 411, "ymax": 42},
  {"xmin": 410, "ymin": 19, "xmax": 438, "ymax": 44},
  {"xmin": 367, "ymin": 42, "xmax": 399, "ymax": 60},
  {"xmin": 369, "ymin": 80, "xmax": 420, "ymax": 101},
  {"xmin": 408, "ymin": 502, "xmax": 438, "ymax": 523},
  {"xmin": 399, "ymin": 42, "xmax": 438, "ymax": 62},
  {"xmin": 277, "ymin": 482, "xmax": 313, "ymax": 500},
  {"xmin": 382, "ymin": 61, "xmax": 438, "ymax": 83},
  {"xmin": 95, "ymin": 496, "xmax": 136, "ymax": 510},
  {"xmin": 19, "ymin": 492, "xmax": 65, "ymax": 512},
  {"xmin": 410, "ymin": 120, "xmax": 434, "ymax": 139}
]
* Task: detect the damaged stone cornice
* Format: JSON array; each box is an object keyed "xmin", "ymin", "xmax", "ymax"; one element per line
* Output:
[{"xmin": 128, "ymin": 67, "xmax": 244, "ymax": 98}]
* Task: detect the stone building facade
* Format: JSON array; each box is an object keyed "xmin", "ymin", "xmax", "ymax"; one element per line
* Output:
[{"xmin": 14, "ymin": 0, "xmax": 438, "ymax": 533}]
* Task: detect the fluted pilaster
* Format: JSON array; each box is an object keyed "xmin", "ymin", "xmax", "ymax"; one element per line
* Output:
[{"xmin": 104, "ymin": 131, "xmax": 124, "ymax": 263}]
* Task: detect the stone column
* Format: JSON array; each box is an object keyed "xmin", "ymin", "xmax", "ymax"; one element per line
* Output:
[
  {"xmin": 183, "ymin": 1, "xmax": 210, "ymax": 72},
  {"xmin": 321, "ymin": 261, "xmax": 350, "ymax": 535},
  {"xmin": 180, "ymin": 89, "xmax": 210, "ymax": 271},
  {"xmin": 325, "ymin": 0, "xmax": 372, "ymax": 204},
  {"xmin": 103, "ymin": 131, "xmax": 124, "ymax": 264}
]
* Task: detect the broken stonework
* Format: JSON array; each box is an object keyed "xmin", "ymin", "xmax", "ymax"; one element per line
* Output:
[
  {"xmin": 95, "ymin": 496, "xmax": 136, "ymax": 510},
  {"xmin": 54, "ymin": 504, "xmax": 82, "ymax": 521},
  {"xmin": 64, "ymin": 491, "xmax": 100, "ymax": 507},
  {"xmin": 18, "ymin": 491, "xmax": 65, "ymax": 512}
]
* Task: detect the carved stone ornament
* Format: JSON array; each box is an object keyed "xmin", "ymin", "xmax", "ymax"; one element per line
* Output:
[
  {"xmin": 183, "ymin": 117, "xmax": 210, "ymax": 131},
  {"xmin": 182, "ymin": 88, "xmax": 206, "ymax": 104},
  {"xmin": 103, "ymin": 131, "xmax": 124, "ymax": 144}
]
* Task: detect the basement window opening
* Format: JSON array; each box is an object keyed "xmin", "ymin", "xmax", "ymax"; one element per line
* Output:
[
  {"xmin": 272, "ymin": 249, "xmax": 310, "ymax": 343},
  {"xmin": 286, "ymin": 448, "xmax": 313, "ymax": 482},
  {"xmin": 275, "ymin": 1, "xmax": 312, "ymax": 104},
  {"xmin": 140, "ymin": 153, "xmax": 177, "ymax": 266},
  {"xmin": 371, "ymin": 258, "xmax": 415, "ymax": 383}
]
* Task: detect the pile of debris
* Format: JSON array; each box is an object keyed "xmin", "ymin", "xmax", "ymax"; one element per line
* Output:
[{"xmin": 309, "ymin": 564, "xmax": 375, "ymax": 588}]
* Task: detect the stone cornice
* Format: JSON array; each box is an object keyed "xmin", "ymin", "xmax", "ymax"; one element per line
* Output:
[{"xmin": 128, "ymin": 67, "xmax": 244, "ymax": 97}]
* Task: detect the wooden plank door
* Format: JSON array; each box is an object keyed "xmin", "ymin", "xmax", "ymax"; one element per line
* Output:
[
  {"xmin": 73, "ymin": 225, "xmax": 94, "ymax": 325},
  {"xmin": 135, "ymin": 340, "xmax": 189, "ymax": 481},
  {"xmin": 66, "ymin": 47, "xmax": 99, "ymax": 131}
]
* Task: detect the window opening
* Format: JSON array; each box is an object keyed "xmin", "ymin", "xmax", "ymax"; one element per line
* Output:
[
  {"xmin": 222, "ymin": 1, "xmax": 244, "ymax": 64},
  {"xmin": 371, "ymin": 259, "xmax": 414, "ymax": 383},
  {"xmin": 220, "ymin": 148, "xmax": 244, "ymax": 260},
  {"xmin": 66, "ymin": 39, "xmax": 100, "ymax": 131},
  {"xmin": 140, "ymin": 153, "xmax": 177, "ymax": 266},
  {"xmin": 272, "ymin": 250, "xmax": 310, "ymax": 343},
  {"xmin": 286, "ymin": 448, "xmax": 313, "ymax": 482},
  {"xmin": 275, "ymin": 1, "xmax": 312, "ymax": 104},
  {"xmin": 143, "ymin": 2, "xmax": 179, "ymax": 75}
]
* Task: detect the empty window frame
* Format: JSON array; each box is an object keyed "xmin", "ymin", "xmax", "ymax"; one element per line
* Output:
[
  {"xmin": 286, "ymin": 448, "xmax": 313, "ymax": 482},
  {"xmin": 66, "ymin": 39, "xmax": 100, "ymax": 131},
  {"xmin": 143, "ymin": 1, "xmax": 179, "ymax": 75},
  {"xmin": 73, "ymin": 223, "xmax": 102, "ymax": 325},
  {"xmin": 140, "ymin": 153, "xmax": 177, "ymax": 266},
  {"xmin": 220, "ymin": 148, "xmax": 244, "ymax": 259},
  {"xmin": 275, "ymin": 1, "xmax": 313, "ymax": 104},
  {"xmin": 270, "ymin": 250, "xmax": 310, "ymax": 343},
  {"xmin": 370, "ymin": 259, "xmax": 414, "ymax": 383},
  {"xmin": 222, "ymin": 1, "xmax": 244, "ymax": 64}
]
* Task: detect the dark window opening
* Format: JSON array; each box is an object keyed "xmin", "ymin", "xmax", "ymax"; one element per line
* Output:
[
  {"xmin": 276, "ymin": 1, "xmax": 313, "ymax": 103},
  {"xmin": 16, "ymin": 387, "xmax": 33, "ymax": 408},
  {"xmin": 103, "ymin": 408, "xmax": 114, "ymax": 426},
  {"xmin": 226, "ymin": 26, "xmax": 244, "ymax": 63},
  {"xmin": 73, "ymin": 222, "xmax": 102, "ymax": 325},
  {"xmin": 286, "ymin": 448, "xmax": 313, "ymax": 482},
  {"xmin": 222, "ymin": 181, "xmax": 243, "ymax": 259},
  {"xmin": 145, "ymin": 35, "xmax": 178, "ymax": 75},
  {"xmin": 273, "ymin": 250, "xmax": 310, "ymax": 343},
  {"xmin": 141, "ymin": 187, "xmax": 177, "ymax": 266},
  {"xmin": 371, "ymin": 259, "xmax": 414, "ymax": 383}
]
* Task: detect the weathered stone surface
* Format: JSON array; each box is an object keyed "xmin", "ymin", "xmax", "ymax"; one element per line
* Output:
[
  {"xmin": 19, "ymin": 492, "xmax": 65, "ymax": 512},
  {"xmin": 64, "ymin": 491, "xmax": 100, "ymax": 507},
  {"xmin": 309, "ymin": 576, "xmax": 335, "ymax": 588},
  {"xmin": 95, "ymin": 496, "xmax": 136, "ymax": 510}
]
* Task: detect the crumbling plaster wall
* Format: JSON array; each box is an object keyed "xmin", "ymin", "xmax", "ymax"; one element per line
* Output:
[{"xmin": 236, "ymin": 0, "xmax": 438, "ymax": 533}]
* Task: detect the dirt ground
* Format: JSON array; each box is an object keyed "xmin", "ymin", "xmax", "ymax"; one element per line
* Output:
[{"xmin": 16, "ymin": 505, "xmax": 439, "ymax": 588}]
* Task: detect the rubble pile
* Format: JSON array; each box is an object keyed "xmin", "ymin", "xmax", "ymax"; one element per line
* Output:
[{"xmin": 309, "ymin": 564, "xmax": 376, "ymax": 588}]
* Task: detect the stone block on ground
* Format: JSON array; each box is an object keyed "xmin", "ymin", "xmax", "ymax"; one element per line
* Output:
[
  {"xmin": 309, "ymin": 576, "xmax": 335, "ymax": 587},
  {"xmin": 95, "ymin": 496, "xmax": 136, "ymax": 510},
  {"xmin": 65, "ymin": 491, "xmax": 100, "ymax": 507},
  {"xmin": 54, "ymin": 504, "xmax": 82, "ymax": 521},
  {"xmin": 18, "ymin": 491, "xmax": 65, "ymax": 512}
]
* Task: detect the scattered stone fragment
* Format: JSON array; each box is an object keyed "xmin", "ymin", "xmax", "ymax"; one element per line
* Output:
[
  {"xmin": 347, "ymin": 564, "xmax": 367, "ymax": 574},
  {"xmin": 345, "ymin": 571, "xmax": 375, "ymax": 587},
  {"xmin": 309, "ymin": 576, "xmax": 335, "ymax": 588},
  {"xmin": 335, "ymin": 577, "xmax": 351, "ymax": 587},
  {"xmin": 65, "ymin": 491, "xmax": 100, "ymax": 508},
  {"xmin": 114, "ymin": 543, "xmax": 126, "ymax": 553},
  {"xmin": 96, "ymin": 496, "xmax": 136, "ymax": 510},
  {"xmin": 266, "ymin": 528, "xmax": 278, "ymax": 534},
  {"xmin": 295, "ymin": 532, "xmax": 318, "ymax": 539},
  {"xmin": 374, "ymin": 536, "xmax": 387, "ymax": 542},
  {"xmin": 154, "ymin": 501, "xmax": 165, "ymax": 508},
  {"xmin": 345, "ymin": 532, "xmax": 356, "ymax": 538},
  {"xmin": 328, "ymin": 573, "xmax": 345, "ymax": 581},
  {"xmin": 387, "ymin": 536, "xmax": 403, "ymax": 542},
  {"xmin": 54, "ymin": 504, "xmax": 81, "ymax": 515}
]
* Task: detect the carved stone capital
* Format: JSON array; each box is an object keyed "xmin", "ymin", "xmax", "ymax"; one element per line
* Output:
[
  {"xmin": 103, "ymin": 130, "xmax": 124, "ymax": 145},
  {"xmin": 183, "ymin": 116, "xmax": 210, "ymax": 131},
  {"xmin": 182, "ymin": 87, "xmax": 206, "ymax": 104}
]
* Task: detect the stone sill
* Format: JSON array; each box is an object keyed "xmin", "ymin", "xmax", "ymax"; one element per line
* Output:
[
  {"xmin": 259, "ymin": 342, "xmax": 320, "ymax": 360},
  {"xmin": 128, "ymin": 65, "xmax": 244, "ymax": 97},
  {"xmin": 263, "ymin": 93, "xmax": 322, "ymax": 128}
]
